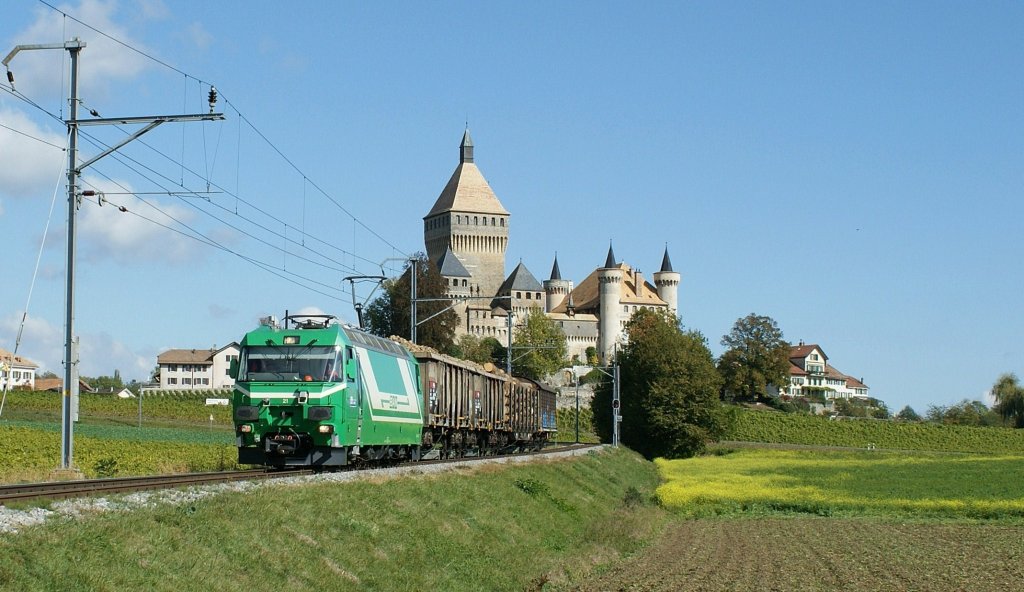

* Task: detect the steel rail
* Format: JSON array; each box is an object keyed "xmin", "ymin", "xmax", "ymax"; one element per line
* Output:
[{"xmin": 0, "ymin": 468, "xmax": 311, "ymax": 505}]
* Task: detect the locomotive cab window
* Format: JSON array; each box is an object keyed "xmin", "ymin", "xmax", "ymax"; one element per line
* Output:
[{"xmin": 238, "ymin": 344, "xmax": 342, "ymax": 382}]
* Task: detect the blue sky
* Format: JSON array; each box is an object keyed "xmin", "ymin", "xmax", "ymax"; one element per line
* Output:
[{"xmin": 1, "ymin": 0, "xmax": 1021, "ymax": 414}]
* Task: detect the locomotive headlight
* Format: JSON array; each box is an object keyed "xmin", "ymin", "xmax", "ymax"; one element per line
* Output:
[
  {"xmin": 318, "ymin": 425, "xmax": 333, "ymax": 434},
  {"xmin": 239, "ymin": 424, "xmax": 253, "ymax": 433}
]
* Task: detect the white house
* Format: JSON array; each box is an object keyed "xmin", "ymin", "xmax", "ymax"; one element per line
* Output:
[
  {"xmin": 779, "ymin": 343, "xmax": 870, "ymax": 402},
  {"xmin": 0, "ymin": 347, "xmax": 38, "ymax": 391},
  {"xmin": 156, "ymin": 343, "xmax": 239, "ymax": 390}
]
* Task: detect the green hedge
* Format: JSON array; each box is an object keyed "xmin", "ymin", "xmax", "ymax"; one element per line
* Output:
[{"xmin": 726, "ymin": 408, "xmax": 1024, "ymax": 454}]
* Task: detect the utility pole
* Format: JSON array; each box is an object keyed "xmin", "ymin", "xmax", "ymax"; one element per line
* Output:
[
  {"xmin": 4, "ymin": 38, "xmax": 224, "ymax": 471},
  {"xmin": 409, "ymin": 257, "xmax": 417, "ymax": 343}
]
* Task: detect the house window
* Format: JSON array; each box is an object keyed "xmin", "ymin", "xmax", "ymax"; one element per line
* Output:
[
  {"xmin": 183, "ymin": 378, "xmax": 192, "ymax": 385},
  {"xmin": 168, "ymin": 377, "xmax": 177, "ymax": 385},
  {"xmin": 810, "ymin": 354, "xmax": 819, "ymax": 361},
  {"xmin": 225, "ymin": 368, "xmax": 231, "ymax": 376},
  {"xmin": 169, "ymin": 364, "xmax": 178, "ymax": 372}
]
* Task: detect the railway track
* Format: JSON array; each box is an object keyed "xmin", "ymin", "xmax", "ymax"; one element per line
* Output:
[
  {"xmin": 0, "ymin": 444, "xmax": 597, "ymax": 505},
  {"xmin": 0, "ymin": 468, "xmax": 312, "ymax": 505}
]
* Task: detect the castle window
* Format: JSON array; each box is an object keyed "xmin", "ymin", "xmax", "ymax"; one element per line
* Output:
[
  {"xmin": 500, "ymin": 218, "xmax": 505, "ymax": 227},
  {"xmin": 517, "ymin": 292, "xmax": 522, "ymax": 299},
  {"xmin": 491, "ymin": 217, "xmax": 496, "ymax": 226},
  {"xmin": 462, "ymin": 279, "xmax": 467, "ymax": 287},
  {"xmin": 456, "ymin": 215, "xmax": 461, "ymax": 224},
  {"xmin": 482, "ymin": 217, "xmax": 487, "ymax": 226},
  {"xmin": 526, "ymin": 292, "xmax": 532, "ymax": 300},
  {"xmin": 474, "ymin": 216, "xmax": 479, "ymax": 225},
  {"xmin": 624, "ymin": 305, "xmax": 629, "ymax": 313}
]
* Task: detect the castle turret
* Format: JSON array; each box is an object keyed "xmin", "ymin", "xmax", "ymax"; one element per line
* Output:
[
  {"xmin": 653, "ymin": 245, "xmax": 680, "ymax": 315},
  {"xmin": 543, "ymin": 254, "xmax": 571, "ymax": 313},
  {"xmin": 598, "ymin": 243, "xmax": 623, "ymax": 364}
]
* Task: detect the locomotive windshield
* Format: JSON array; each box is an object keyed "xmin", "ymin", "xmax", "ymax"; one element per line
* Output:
[{"xmin": 239, "ymin": 344, "xmax": 342, "ymax": 382}]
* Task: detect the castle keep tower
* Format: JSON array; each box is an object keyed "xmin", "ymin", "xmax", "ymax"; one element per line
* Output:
[
  {"xmin": 424, "ymin": 130, "xmax": 509, "ymax": 299},
  {"xmin": 653, "ymin": 246, "xmax": 680, "ymax": 315},
  {"xmin": 597, "ymin": 244, "xmax": 623, "ymax": 364}
]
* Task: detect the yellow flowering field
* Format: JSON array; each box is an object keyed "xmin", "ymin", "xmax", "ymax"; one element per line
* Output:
[{"xmin": 656, "ymin": 448, "xmax": 1024, "ymax": 519}]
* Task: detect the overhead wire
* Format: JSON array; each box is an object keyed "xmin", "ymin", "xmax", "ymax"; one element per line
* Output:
[
  {"xmin": 0, "ymin": 131, "xmax": 68, "ymax": 417},
  {"xmin": 74, "ymin": 128, "xmax": 362, "ymax": 275},
  {"xmin": 75, "ymin": 130, "xmax": 360, "ymax": 277},
  {"xmin": 0, "ymin": 121, "xmax": 66, "ymax": 150},
  {"xmin": 35, "ymin": 0, "xmax": 410, "ymax": 257}
]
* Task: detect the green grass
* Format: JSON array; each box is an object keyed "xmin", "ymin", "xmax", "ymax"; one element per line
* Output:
[
  {"xmin": 657, "ymin": 448, "xmax": 1024, "ymax": 520},
  {"xmin": 0, "ymin": 447, "xmax": 668, "ymax": 592},
  {"xmin": 727, "ymin": 407, "xmax": 1024, "ymax": 453}
]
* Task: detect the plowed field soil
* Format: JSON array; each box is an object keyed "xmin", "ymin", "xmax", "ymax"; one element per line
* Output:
[{"xmin": 572, "ymin": 518, "xmax": 1024, "ymax": 592}]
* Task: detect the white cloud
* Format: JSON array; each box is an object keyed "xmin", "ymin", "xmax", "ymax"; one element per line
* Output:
[
  {"xmin": 1, "ymin": 313, "xmax": 153, "ymax": 382},
  {"xmin": 75, "ymin": 176, "xmax": 205, "ymax": 264},
  {"xmin": 137, "ymin": 0, "xmax": 170, "ymax": 20},
  {"xmin": 0, "ymin": 313, "xmax": 65, "ymax": 377},
  {"xmin": 183, "ymin": 22, "xmax": 213, "ymax": 51},
  {"xmin": 0, "ymin": 107, "xmax": 66, "ymax": 199},
  {"xmin": 8, "ymin": 0, "xmax": 152, "ymax": 100}
]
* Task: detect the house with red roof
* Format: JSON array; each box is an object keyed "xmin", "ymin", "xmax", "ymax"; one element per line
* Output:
[{"xmin": 778, "ymin": 342, "xmax": 870, "ymax": 402}]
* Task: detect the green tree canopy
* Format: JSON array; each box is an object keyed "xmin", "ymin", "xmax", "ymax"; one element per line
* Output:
[
  {"xmin": 592, "ymin": 308, "xmax": 727, "ymax": 459},
  {"xmin": 992, "ymin": 373, "xmax": 1024, "ymax": 428},
  {"xmin": 511, "ymin": 309, "xmax": 566, "ymax": 380},
  {"xmin": 896, "ymin": 405, "xmax": 922, "ymax": 421},
  {"xmin": 717, "ymin": 313, "xmax": 791, "ymax": 402},
  {"xmin": 454, "ymin": 334, "xmax": 506, "ymax": 367},
  {"xmin": 364, "ymin": 254, "xmax": 458, "ymax": 353}
]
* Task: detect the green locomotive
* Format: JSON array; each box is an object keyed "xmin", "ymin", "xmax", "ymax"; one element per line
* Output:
[{"xmin": 231, "ymin": 314, "xmax": 556, "ymax": 467}]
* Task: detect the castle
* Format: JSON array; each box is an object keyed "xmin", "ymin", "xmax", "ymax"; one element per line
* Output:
[{"xmin": 424, "ymin": 130, "xmax": 680, "ymax": 365}]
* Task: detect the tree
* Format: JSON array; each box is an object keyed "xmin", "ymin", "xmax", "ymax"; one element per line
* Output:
[
  {"xmin": 511, "ymin": 309, "xmax": 566, "ymax": 380},
  {"xmin": 896, "ymin": 405, "xmax": 922, "ymax": 422},
  {"xmin": 592, "ymin": 308, "xmax": 728, "ymax": 459},
  {"xmin": 718, "ymin": 313, "xmax": 791, "ymax": 402},
  {"xmin": 992, "ymin": 373, "xmax": 1024, "ymax": 428},
  {"xmin": 926, "ymin": 399, "xmax": 1002, "ymax": 427},
  {"xmin": 455, "ymin": 334, "xmax": 505, "ymax": 366},
  {"xmin": 364, "ymin": 254, "xmax": 458, "ymax": 352}
]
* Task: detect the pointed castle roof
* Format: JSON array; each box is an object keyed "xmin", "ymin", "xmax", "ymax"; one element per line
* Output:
[
  {"xmin": 426, "ymin": 130, "xmax": 509, "ymax": 218},
  {"xmin": 497, "ymin": 261, "xmax": 543, "ymax": 293},
  {"xmin": 549, "ymin": 254, "xmax": 562, "ymax": 281},
  {"xmin": 436, "ymin": 246, "xmax": 471, "ymax": 278},
  {"xmin": 604, "ymin": 243, "xmax": 617, "ymax": 269},
  {"xmin": 659, "ymin": 246, "xmax": 674, "ymax": 273}
]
